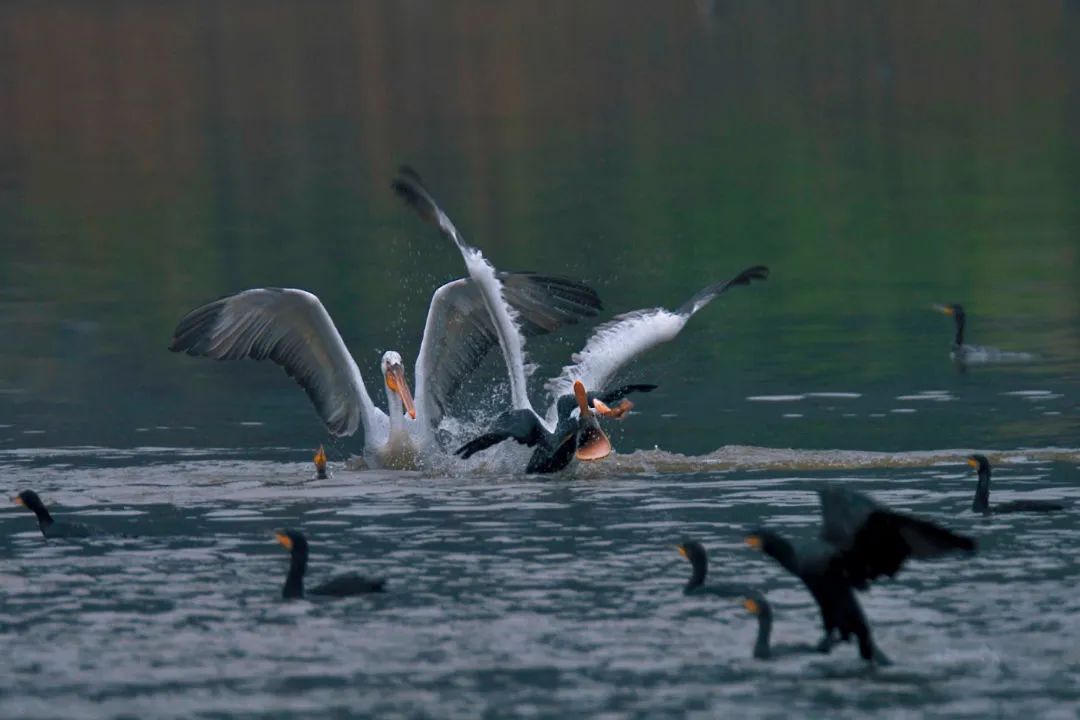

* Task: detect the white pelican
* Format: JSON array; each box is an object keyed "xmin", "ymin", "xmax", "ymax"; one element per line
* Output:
[
  {"xmin": 391, "ymin": 167, "xmax": 767, "ymax": 472},
  {"xmin": 168, "ymin": 261, "xmax": 600, "ymax": 470},
  {"xmin": 463, "ymin": 264, "xmax": 769, "ymax": 471}
]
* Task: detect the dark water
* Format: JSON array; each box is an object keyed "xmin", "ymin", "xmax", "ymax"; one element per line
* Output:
[{"xmin": 2, "ymin": 2, "xmax": 1079, "ymax": 717}]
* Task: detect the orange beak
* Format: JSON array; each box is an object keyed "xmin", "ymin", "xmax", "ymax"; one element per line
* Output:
[
  {"xmin": 385, "ymin": 365, "xmax": 416, "ymax": 419},
  {"xmin": 933, "ymin": 304, "xmax": 954, "ymax": 316},
  {"xmin": 314, "ymin": 445, "xmax": 327, "ymax": 475},
  {"xmin": 13, "ymin": 495, "xmax": 24, "ymax": 506},
  {"xmin": 275, "ymin": 531, "xmax": 293, "ymax": 550},
  {"xmin": 573, "ymin": 380, "xmax": 612, "ymax": 462},
  {"xmin": 966, "ymin": 457, "xmax": 979, "ymax": 469},
  {"xmin": 593, "ymin": 398, "xmax": 634, "ymax": 420}
]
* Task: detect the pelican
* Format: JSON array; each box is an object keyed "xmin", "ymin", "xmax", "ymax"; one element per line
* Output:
[
  {"xmin": 391, "ymin": 167, "xmax": 767, "ymax": 472},
  {"xmin": 168, "ymin": 258, "xmax": 600, "ymax": 471},
  {"xmin": 458, "ymin": 263, "xmax": 768, "ymax": 472},
  {"xmin": 392, "ymin": 169, "xmax": 648, "ymax": 470}
]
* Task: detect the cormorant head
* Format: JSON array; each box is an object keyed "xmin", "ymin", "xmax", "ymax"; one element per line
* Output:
[
  {"xmin": 381, "ymin": 351, "xmax": 416, "ymax": 420},
  {"xmin": 934, "ymin": 303, "xmax": 967, "ymax": 345},
  {"xmin": 275, "ymin": 529, "xmax": 310, "ymax": 559},
  {"xmin": 13, "ymin": 490, "xmax": 45, "ymax": 514},
  {"xmin": 741, "ymin": 591, "xmax": 773, "ymax": 622},
  {"xmin": 744, "ymin": 530, "xmax": 792, "ymax": 563},
  {"xmin": 677, "ymin": 540, "xmax": 708, "ymax": 590},
  {"xmin": 967, "ymin": 454, "xmax": 991, "ymax": 476}
]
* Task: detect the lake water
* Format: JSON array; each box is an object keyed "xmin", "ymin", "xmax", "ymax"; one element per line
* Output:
[{"xmin": 2, "ymin": 2, "xmax": 1079, "ymax": 718}]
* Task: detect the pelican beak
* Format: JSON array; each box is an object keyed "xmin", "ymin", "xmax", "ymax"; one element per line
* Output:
[
  {"xmin": 676, "ymin": 545, "xmax": 688, "ymax": 558},
  {"xmin": 966, "ymin": 457, "xmax": 979, "ymax": 469},
  {"xmin": 745, "ymin": 535, "xmax": 762, "ymax": 549},
  {"xmin": 275, "ymin": 531, "xmax": 293, "ymax": 550},
  {"xmin": 933, "ymin": 304, "xmax": 954, "ymax": 316},
  {"xmin": 385, "ymin": 364, "xmax": 416, "ymax": 419},
  {"xmin": 573, "ymin": 380, "xmax": 591, "ymax": 417},
  {"xmin": 743, "ymin": 598, "xmax": 760, "ymax": 614},
  {"xmin": 13, "ymin": 495, "xmax": 24, "ymax": 506},
  {"xmin": 593, "ymin": 398, "xmax": 634, "ymax": 420}
]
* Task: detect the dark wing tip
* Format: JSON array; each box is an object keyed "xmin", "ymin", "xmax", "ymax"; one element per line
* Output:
[{"xmin": 732, "ymin": 265, "xmax": 770, "ymax": 286}]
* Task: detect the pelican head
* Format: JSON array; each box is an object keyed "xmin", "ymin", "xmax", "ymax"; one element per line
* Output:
[{"xmin": 381, "ymin": 351, "xmax": 416, "ymax": 419}]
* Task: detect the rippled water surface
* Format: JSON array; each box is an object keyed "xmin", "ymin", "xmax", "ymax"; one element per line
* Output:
[
  {"xmin": 2, "ymin": 449, "xmax": 1079, "ymax": 718},
  {"xmin": 4, "ymin": 1, "xmax": 1080, "ymax": 717}
]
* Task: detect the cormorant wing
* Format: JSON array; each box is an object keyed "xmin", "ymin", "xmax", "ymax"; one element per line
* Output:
[
  {"xmin": 543, "ymin": 266, "xmax": 768, "ymax": 406},
  {"xmin": 835, "ymin": 509, "xmax": 976, "ymax": 589},
  {"xmin": 169, "ymin": 288, "xmax": 384, "ymax": 438},
  {"xmin": 817, "ymin": 485, "xmax": 883, "ymax": 547},
  {"xmin": 415, "ymin": 273, "xmax": 601, "ymax": 430}
]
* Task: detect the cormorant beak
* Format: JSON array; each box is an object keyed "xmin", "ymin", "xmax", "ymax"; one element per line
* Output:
[
  {"xmin": 385, "ymin": 364, "xmax": 416, "ymax": 419},
  {"xmin": 966, "ymin": 457, "xmax": 980, "ymax": 469},
  {"xmin": 13, "ymin": 495, "xmax": 24, "ymax": 506},
  {"xmin": 574, "ymin": 380, "xmax": 612, "ymax": 462},
  {"xmin": 744, "ymin": 535, "xmax": 762, "ymax": 549},
  {"xmin": 743, "ymin": 598, "xmax": 760, "ymax": 614},
  {"xmin": 274, "ymin": 531, "xmax": 293, "ymax": 550},
  {"xmin": 676, "ymin": 545, "xmax": 688, "ymax": 558},
  {"xmin": 933, "ymin": 304, "xmax": 955, "ymax": 316},
  {"xmin": 314, "ymin": 445, "xmax": 327, "ymax": 467}
]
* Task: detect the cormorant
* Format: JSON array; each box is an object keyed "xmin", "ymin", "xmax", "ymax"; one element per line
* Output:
[
  {"xmin": 12, "ymin": 490, "xmax": 94, "ymax": 539},
  {"xmin": 967, "ymin": 455, "xmax": 1066, "ymax": 514},
  {"xmin": 455, "ymin": 380, "xmax": 657, "ymax": 473},
  {"xmin": 746, "ymin": 486, "xmax": 976, "ymax": 664},
  {"xmin": 314, "ymin": 445, "xmax": 329, "ymax": 479},
  {"xmin": 740, "ymin": 591, "xmax": 817, "ymax": 661},
  {"xmin": 275, "ymin": 529, "xmax": 386, "ymax": 599}
]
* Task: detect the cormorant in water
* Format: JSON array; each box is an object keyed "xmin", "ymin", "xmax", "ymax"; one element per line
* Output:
[
  {"xmin": 12, "ymin": 490, "xmax": 94, "ymax": 539},
  {"xmin": 275, "ymin": 529, "xmax": 386, "ymax": 599},
  {"xmin": 740, "ymin": 591, "xmax": 817, "ymax": 661},
  {"xmin": 314, "ymin": 445, "xmax": 329, "ymax": 479},
  {"xmin": 967, "ymin": 455, "xmax": 1066, "ymax": 514},
  {"xmin": 677, "ymin": 540, "xmax": 738, "ymax": 596},
  {"xmin": 933, "ymin": 303, "xmax": 1034, "ymax": 363},
  {"xmin": 456, "ymin": 379, "xmax": 656, "ymax": 473},
  {"xmin": 746, "ymin": 486, "xmax": 976, "ymax": 664}
]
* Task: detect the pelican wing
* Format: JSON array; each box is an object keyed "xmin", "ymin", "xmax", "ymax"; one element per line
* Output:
[
  {"xmin": 415, "ymin": 273, "xmax": 601, "ymax": 429},
  {"xmin": 168, "ymin": 288, "xmax": 383, "ymax": 438},
  {"xmin": 544, "ymin": 266, "xmax": 769, "ymax": 404},
  {"xmin": 392, "ymin": 167, "xmax": 536, "ymax": 414}
]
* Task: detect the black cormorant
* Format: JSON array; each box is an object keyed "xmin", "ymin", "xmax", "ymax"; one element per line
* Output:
[
  {"xmin": 967, "ymin": 455, "xmax": 1065, "ymax": 514},
  {"xmin": 740, "ymin": 591, "xmax": 817, "ymax": 661},
  {"xmin": 12, "ymin": 490, "xmax": 94, "ymax": 539},
  {"xmin": 275, "ymin": 529, "xmax": 386, "ymax": 599},
  {"xmin": 746, "ymin": 486, "xmax": 976, "ymax": 664}
]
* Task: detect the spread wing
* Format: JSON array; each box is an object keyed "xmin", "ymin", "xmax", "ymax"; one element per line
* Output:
[
  {"xmin": 168, "ymin": 288, "xmax": 384, "ymax": 439},
  {"xmin": 415, "ymin": 273, "xmax": 601, "ymax": 429},
  {"xmin": 544, "ymin": 266, "xmax": 768, "ymax": 405}
]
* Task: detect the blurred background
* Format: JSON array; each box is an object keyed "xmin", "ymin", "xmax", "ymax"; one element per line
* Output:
[{"xmin": 1, "ymin": 1, "xmax": 1077, "ymax": 455}]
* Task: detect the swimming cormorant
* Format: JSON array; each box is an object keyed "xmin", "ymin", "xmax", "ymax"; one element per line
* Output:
[
  {"xmin": 275, "ymin": 529, "xmax": 386, "ymax": 599},
  {"xmin": 967, "ymin": 455, "xmax": 1065, "ymax": 514},
  {"xmin": 740, "ymin": 591, "xmax": 817, "ymax": 661},
  {"xmin": 12, "ymin": 490, "xmax": 95, "ymax": 539}
]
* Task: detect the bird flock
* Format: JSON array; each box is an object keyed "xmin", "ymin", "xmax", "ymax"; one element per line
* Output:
[{"xmin": 10, "ymin": 167, "xmax": 1070, "ymax": 669}]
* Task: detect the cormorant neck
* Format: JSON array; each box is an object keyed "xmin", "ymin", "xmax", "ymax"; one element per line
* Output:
[
  {"xmin": 972, "ymin": 468, "xmax": 991, "ymax": 513},
  {"xmin": 753, "ymin": 611, "xmax": 773, "ymax": 660},
  {"xmin": 954, "ymin": 312, "xmax": 965, "ymax": 347},
  {"xmin": 762, "ymin": 535, "xmax": 800, "ymax": 578},
  {"xmin": 283, "ymin": 550, "xmax": 307, "ymax": 599},
  {"xmin": 685, "ymin": 559, "xmax": 707, "ymax": 592},
  {"xmin": 26, "ymin": 500, "xmax": 53, "ymax": 526}
]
